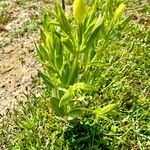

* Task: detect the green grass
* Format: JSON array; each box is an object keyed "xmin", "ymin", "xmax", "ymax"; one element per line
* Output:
[
  {"xmin": 0, "ymin": 0, "xmax": 150, "ymax": 150},
  {"xmin": 0, "ymin": 2, "xmax": 11, "ymax": 25},
  {"xmin": 9, "ymin": 19, "xmax": 39, "ymax": 38}
]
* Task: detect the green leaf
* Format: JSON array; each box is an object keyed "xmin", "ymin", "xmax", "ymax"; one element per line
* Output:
[
  {"xmin": 55, "ymin": 3, "xmax": 71, "ymax": 35},
  {"xmin": 36, "ymin": 44, "xmax": 44, "ymax": 62},
  {"xmin": 88, "ymin": 62, "xmax": 109, "ymax": 67},
  {"xmin": 46, "ymin": 65, "xmax": 60, "ymax": 76},
  {"xmin": 55, "ymin": 39, "xmax": 63, "ymax": 70},
  {"xmin": 43, "ymin": 14, "xmax": 50, "ymax": 31},
  {"xmin": 61, "ymin": 64, "xmax": 70, "ymax": 85},
  {"xmin": 45, "ymin": 32, "xmax": 53, "ymax": 51},
  {"xmin": 69, "ymin": 62, "xmax": 79, "ymax": 85},
  {"xmin": 38, "ymin": 70, "xmax": 55, "ymax": 88},
  {"xmin": 95, "ymin": 104, "xmax": 117, "ymax": 116},
  {"xmin": 59, "ymin": 86, "xmax": 75, "ymax": 107},
  {"xmin": 59, "ymin": 82, "xmax": 96, "ymax": 107},
  {"xmin": 61, "ymin": 36, "xmax": 76, "ymax": 54},
  {"xmin": 73, "ymin": 82, "xmax": 97, "ymax": 92},
  {"xmin": 67, "ymin": 107, "xmax": 91, "ymax": 120},
  {"xmin": 87, "ymin": 0, "xmax": 99, "ymax": 25},
  {"xmin": 40, "ymin": 29, "xmax": 46, "ymax": 44},
  {"xmin": 51, "ymin": 97, "xmax": 65, "ymax": 117},
  {"xmin": 119, "ymin": 15, "xmax": 132, "ymax": 29},
  {"xmin": 38, "ymin": 44, "xmax": 50, "ymax": 62},
  {"xmin": 105, "ymin": 0, "xmax": 113, "ymax": 20},
  {"xmin": 67, "ymin": 109, "xmax": 82, "ymax": 120},
  {"xmin": 81, "ymin": 16, "xmax": 104, "ymax": 52},
  {"xmin": 83, "ymin": 19, "xmax": 96, "ymax": 40}
]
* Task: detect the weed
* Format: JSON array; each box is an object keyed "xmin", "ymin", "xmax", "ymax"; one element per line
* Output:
[
  {"xmin": 18, "ymin": 54, "xmax": 25, "ymax": 65},
  {"xmin": 10, "ymin": 19, "xmax": 39, "ymax": 38},
  {"xmin": 0, "ymin": 8, "xmax": 11, "ymax": 25}
]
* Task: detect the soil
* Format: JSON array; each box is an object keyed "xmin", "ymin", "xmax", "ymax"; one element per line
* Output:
[{"xmin": 0, "ymin": 0, "xmax": 43, "ymax": 115}]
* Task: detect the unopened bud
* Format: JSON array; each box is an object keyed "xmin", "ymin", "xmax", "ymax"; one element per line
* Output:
[
  {"xmin": 114, "ymin": 3, "xmax": 125, "ymax": 21},
  {"xmin": 73, "ymin": 0, "xmax": 86, "ymax": 24}
]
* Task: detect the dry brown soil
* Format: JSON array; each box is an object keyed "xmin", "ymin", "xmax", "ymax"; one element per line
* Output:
[{"xmin": 0, "ymin": 0, "xmax": 44, "ymax": 114}]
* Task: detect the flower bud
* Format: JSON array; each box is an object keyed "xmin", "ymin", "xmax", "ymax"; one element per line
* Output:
[
  {"xmin": 73, "ymin": 0, "xmax": 86, "ymax": 24},
  {"xmin": 114, "ymin": 3, "xmax": 125, "ymax": 21}
]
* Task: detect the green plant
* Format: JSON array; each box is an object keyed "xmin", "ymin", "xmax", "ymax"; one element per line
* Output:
[
  {"xmin": 0, "ymin": 0, "xmax": 149, "ymax": 149},
  {"xmin": 0, "ymin": 9, "xmax": 11, "ymax": 25},
  {"xmin": 10, "ymin": 19, "xmax": 39, "ymax": 38},
  {"xmin": 37, "ymin": 1, "xmax": 130, "ymax": 123},
  {"xmin": 18, "ymin": 53, "xmax": 25, "ymax": 65}
]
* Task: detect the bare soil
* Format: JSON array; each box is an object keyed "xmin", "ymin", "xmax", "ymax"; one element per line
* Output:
[{"xmin": 0, "ymin": 0, "xmax": 43, "ymax": 114}]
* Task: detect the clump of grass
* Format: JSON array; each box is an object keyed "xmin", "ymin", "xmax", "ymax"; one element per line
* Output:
[
  {"xmin": 0, "ymin": 93, "xmax": 149, "ymax": 149},
  {"xmin": 0, "ymin": 1, "xmax": 12, "ymax": 26},
  {"xmin": 0, "ymin": 9, "xmax": 11, "ymax": 25},
  {"xmin": 10, "ymin": 19, "xmax": 39, "ymax": 38},
  {"xmin": 0, "ymin": 94, "xmax": 64, "ymax": 150}
]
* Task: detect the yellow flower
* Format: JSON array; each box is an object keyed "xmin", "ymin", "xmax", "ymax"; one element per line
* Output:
[
  {"xmin": 73, "ymin": 0, "xmax": 86, "ymax": 24},
  {"xmin": 114, "ymin": 3, "xmax": 125, "ymax": 21}
]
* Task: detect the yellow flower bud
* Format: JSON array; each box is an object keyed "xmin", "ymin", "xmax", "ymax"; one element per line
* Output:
[
  {"xmin": 114, "ymin": 3, "xmax": 126, "ymax": 21},
  {"xmin": 73, "ymin": 0, "xmax": 86, "ymax": 24}
]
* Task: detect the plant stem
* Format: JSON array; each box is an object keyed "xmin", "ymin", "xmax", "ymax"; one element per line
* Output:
[{"xmin": 67, "ymin": 53, "xmax": 79, "ymax": 85}]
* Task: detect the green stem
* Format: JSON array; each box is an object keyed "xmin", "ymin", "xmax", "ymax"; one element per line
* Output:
[
  {"xmin": 67, "ymin": 53, "xmax": 79, "ymax": 85},
  {"xmin": 67, "ymin": 23, "xmax": 82, "ymax": 85},
  {"xmin": 91, "ymin": 40, "xmax": 107, "ymax": 62}
]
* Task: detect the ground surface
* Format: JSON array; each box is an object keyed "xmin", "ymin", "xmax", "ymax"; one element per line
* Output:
[{"xmin": 0, "ymin": 0, "xmax": 44, "ymax": 114}]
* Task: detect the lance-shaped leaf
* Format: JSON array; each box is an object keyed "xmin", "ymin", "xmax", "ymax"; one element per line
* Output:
[
  {"xmin": 94, "ymin": 104, "xmax": 117, "ymax": 116},
  {"xmin": 38, "ymin": 70, "xmax": 55, "ymax": 88},
  {"xmin": 51, "ymin": 97, "xmax": 65, "ymax": 117},
  {"xmin": 73, "ymin": 82, "xmax": 97, "ymax": 92},
  {"xmin": 40, "ymin": 29, "xmax": 46, "ymax": 44},
  {"xmin": 36, "ymin": 44, "xmax": 45, "ymax": 62},
  {"xmin": 55, "ymin": 39, "xmax": 63, "ymax": 70},
  {"xmin": 43, "ymin": 14, "xmax": 50, "ymax": 32},
  {"xmin": 119, "ymin": 15, "xmax": 132, "ymax": 30},
  {"xmin": 83, "ymin": 19, "xmax": 96, "ymax": 40},
  {"xmin": 59, "ymin": 86, "xmax": 75, "ymax": 107},
  {"xmin": 87, "ymin": 0, "xmax": 99, "ymax": 25},
  {"xmin": 38, "ymin": 44, "xmax": 51, "ymax": 62},
  {"xmin": 61, "ymin": 36, "xmax": 76, "ymax": 54},
  {"xmin": 81, "ymin": 16, "xmax": 104, "ymax": 52},
  {"xmin": 55, "ymin": 3, "xmax": 71, "ymax": 35},
  {"xmin": 61, "ymin": 64, "xmax": 70, "ymax": 85},
  {"xmin": 45, "ymin": 33, "xmax": 55, "ymax": 63},
  {"xmin": 67, "ymin": 107, "xmax": 92, "ymax": 120}
]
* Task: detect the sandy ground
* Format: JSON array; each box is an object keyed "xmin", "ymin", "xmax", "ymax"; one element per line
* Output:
[{"xmin": 0, "ymin": 0, "xmax": 42, "ymax": 115}]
